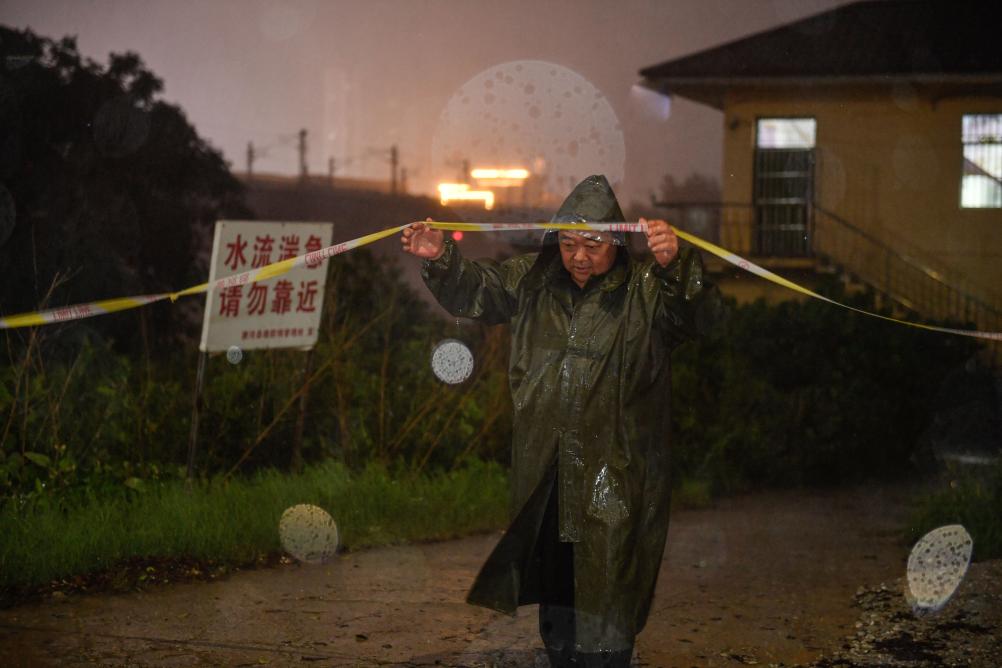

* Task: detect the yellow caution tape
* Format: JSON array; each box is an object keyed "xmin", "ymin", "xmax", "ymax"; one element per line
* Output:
[
  {"xmin": 666, "ymin": 226, "xmax": 1002, "ymax": 342},
  {"xmin": 428, "ymin": 220, "xmax": 1002, "ymax": 342},
  {"xmin": 1, "ymin": 220, "xmax": 999, "ymax": 341},
  {"xmin": 0, "ymin": 294, "xmax": 173, "ymax": 329},
  {"xmin": 0, "ymin": 225, "xmax": 409, "ymax": 330}
]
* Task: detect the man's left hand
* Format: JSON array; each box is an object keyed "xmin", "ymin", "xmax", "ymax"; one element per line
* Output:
[{"xmin": 642, "ymin": 218, "xmax": 679, "ymax": 267}]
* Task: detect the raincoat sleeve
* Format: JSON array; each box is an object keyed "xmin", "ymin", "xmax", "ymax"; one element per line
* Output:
[
  {"xmin": 420, "ymin": 239, "xmax": 534, "ymax": 325},
  {"xmin": 650, "ymin": 247, "xmax": 722, "ymax": 342}
]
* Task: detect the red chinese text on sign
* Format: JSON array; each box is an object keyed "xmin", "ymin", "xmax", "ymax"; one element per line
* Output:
[
  {"xmin": 247, "ymin": 283, "xmax": 268, "ymax": 316},
  {"xmin": 224, "ymin": 234, "xmax": 248, "ymax": 271},
  {"xmin": 272, "ymin": 279, "xmax": 293, "ymax": 315},
  {"xmin": 201, "ymin": 221, "xmax": 333, "ymax": 353},
  {"xmin": 296, "ymin": 280, "xmax": 319, "ymax": 312},
  {"xmin": 219, "ymin": 286, "xmax": 242, "ymax": 318},
  {"xmin": 279, "ymin": 235, "xmax": 300, "ymax": 261},
  {"xmin": 305, "ymin": 235, "xmax": 324, "ymax": 268},
  {"xmin": 252, "ymin": 235, "xmax": 275, "ymax": 268}
]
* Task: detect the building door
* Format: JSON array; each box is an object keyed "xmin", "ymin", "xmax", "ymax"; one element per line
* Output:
[{"xmin": 753, "ymin": 118, "xmax": 816, "ymax": 257}]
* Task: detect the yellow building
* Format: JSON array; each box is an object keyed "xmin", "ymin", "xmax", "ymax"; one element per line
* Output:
[{"xmin": 640, "ymin": 0, "xmax": 1002, "ymax": 334}]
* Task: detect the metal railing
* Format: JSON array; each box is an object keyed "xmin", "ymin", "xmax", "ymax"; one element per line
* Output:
[
  {"xmin": 812, "ymin": 206, "xmax": 1002, "ymax": 333},
  {"xmin": 656, "ymin": 201, "xmax": 1002, "ymax": 336}
]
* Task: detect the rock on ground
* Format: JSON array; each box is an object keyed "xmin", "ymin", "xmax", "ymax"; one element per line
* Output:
[{"xmin": 806, "ymin": 560, "xmax": 1002, "ymax": 668}]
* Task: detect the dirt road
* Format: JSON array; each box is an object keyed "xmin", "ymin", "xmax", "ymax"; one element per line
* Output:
[{"xmin": 0, "ymin": 482, "xmax": 944, "ymax": 667}]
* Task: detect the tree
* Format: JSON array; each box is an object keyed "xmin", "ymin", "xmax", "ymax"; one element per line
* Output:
[{"xmin": 0, "ymin": 27, "xmax": 248, "ymax": 351}]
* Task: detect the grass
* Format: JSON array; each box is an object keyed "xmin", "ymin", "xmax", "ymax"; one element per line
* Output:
[
  {"xmin": 904, "ymin": 462, "xmax": 1002, "ymax": 562},
  {"xmin": 0, "ymin": 458, "xmax": 509, "ymax": 590}
]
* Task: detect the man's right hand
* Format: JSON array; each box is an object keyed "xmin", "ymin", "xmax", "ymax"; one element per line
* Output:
[{"xmin": 401, "ymin": 219, "xmax": 445, "ymax": 260}]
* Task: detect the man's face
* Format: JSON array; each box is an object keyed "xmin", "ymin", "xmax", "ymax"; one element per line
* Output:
[{"xmin": 558, "ymin": 231, "xmax": 617, "ymax": 288}]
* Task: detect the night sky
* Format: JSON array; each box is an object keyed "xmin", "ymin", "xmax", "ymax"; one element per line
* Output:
[{"xmin": 3, "ymin": 0, "xmax": 846, "ymax": 205}]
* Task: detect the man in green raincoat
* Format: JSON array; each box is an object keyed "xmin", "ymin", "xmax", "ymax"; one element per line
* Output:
[{"xmin": 401, "ymin": 175, "xmax": 717, "ymax": 667}]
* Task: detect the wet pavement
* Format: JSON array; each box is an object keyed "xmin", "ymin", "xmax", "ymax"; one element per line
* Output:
[{"xmin": 3, "ymin": 481, "xmax": 992, "ymax": 667}]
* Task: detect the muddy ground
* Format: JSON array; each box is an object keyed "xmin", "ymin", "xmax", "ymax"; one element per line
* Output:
[{"xmin": 1, "ymin": 481, "xmax": 996, "ymax": 667}]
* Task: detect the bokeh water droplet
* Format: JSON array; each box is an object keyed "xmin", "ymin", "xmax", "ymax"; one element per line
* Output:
[
  {"xmin": 904, "ymin": 524, "xmax": 972, "ymax": 615},
  {"xmin": 431, "ymin": 339, "xmax": 474, "ymax": 385},
  {"xmin": 432, "ymin": 60, "xmax": 626, "ymax": 207},
  {"xmin": 226, "ymin": 345, "xmax": 243, "ymax": 365},
  {"xmin": 279, "ymin": 504, "xmax": 339, "ymax": 564}
]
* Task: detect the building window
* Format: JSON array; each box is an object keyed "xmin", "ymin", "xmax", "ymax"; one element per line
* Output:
[
  {"xmin": 961, "ymin": 114, "xmax": 1002, "ymax": 208},
  {"xmin": 756, "ymin": 118, "xmax": 816, "ymax": 149}
]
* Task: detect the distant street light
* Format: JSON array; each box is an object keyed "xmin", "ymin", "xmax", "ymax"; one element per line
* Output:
[
  {"xmin": 470, "ymin": 168, "xmax": 530, "ymax": 180},
  {"xmin": 437, "ymin": 182, "xmax": 495, "ymax": 210}
]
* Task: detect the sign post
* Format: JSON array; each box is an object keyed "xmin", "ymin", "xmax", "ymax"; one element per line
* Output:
[
  {"xmin": 291, "ymin": 346, "xmax": 315, "ymax": 473},
  {"xmin": 187, "ymin": 220, "xmax": 334, "ymax": 479},
  {"xmin": 186, "ymin": 350, "xmax": 207, "ymax": 481}
]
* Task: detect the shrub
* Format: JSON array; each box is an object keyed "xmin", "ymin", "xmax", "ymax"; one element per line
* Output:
[
  {"xmin": 670, "ymin": 281, "xmax": 980, "ymax": 492},
  {"xmin": 905, "ymin": 460, "xmax": 1002, "ymax": 562},
  {"xmin": 0, "ymin": 248, "xmax": 512, "ymax": 501}
]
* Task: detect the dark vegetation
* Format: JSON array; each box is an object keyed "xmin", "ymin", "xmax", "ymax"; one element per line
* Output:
[
  {"xmin": 0, "ymin": 246, "xmax": 513, "ymax": 500},
  {"xmin": 671, "ymin": 283, "xmax": 982, "ymax": 492},
  {"xmin": 905, "ymin": 459, "xmax": 1002, "ymax": 561},
  {"xmin": 0, "ymin": 26, "xmax": 247, "ymax": 352}
]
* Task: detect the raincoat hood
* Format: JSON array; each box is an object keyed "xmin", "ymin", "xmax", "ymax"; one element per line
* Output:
[{"xmin": 543, "ymin": 174, "xmax": 627, "ymax": 246}]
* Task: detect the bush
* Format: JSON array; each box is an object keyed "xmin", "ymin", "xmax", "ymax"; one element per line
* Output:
[
  {"xmin": 0, "ymin": 248, "xmax": 512, "ymax": 501},
  {"xmin": 905, "ymin": 460, "xmax": 1002, "ymax": 562},
  {"xmin": 670, "ymin": 281, "xmax": 981, "ymax": 493},
  {"xmin": 1, "ymin": 256, "xmax": 981, "ymax": 508}
]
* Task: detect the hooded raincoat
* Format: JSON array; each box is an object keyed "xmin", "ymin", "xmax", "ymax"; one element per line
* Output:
[{"xmin": 420, "ymin": 176, "xmax": 716, "ymax": 653}]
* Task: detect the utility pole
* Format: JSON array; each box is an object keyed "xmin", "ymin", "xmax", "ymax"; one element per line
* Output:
[
  {"xmin": 298, "ymin": 129, "xmax": 308, "ymax": 182},
  {"xmin": 328, "ymin": 157, "xmax": 335, "ymax": 188},
  {"xmin": 246, "ymin": 142, "xmax": 255, "ymax": 177},
  {"xmin": 390, "ymin": 144, "xmax": 399, "ymax": 194},
  {"xmin": 461, "ymin": 158, "xmax": 471, "ymax": 184}
]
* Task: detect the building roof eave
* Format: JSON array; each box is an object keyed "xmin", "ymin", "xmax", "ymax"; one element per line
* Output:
[
  {"xmin": 639, "ymin": 81, "xmax": 724, "ymax": 110},
  {"xmin": 640, "ymin": 74, "xmax": 1002, "ymax": 110},
  {"xmin": 644, "ymin": 73, "xmax": 1002, "ymax": 87},
  {"xmin": 638, "ymin": 2, "xmax": 1002, "ymax": 85}
]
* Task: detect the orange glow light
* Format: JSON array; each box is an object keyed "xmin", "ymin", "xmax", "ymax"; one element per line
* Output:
[
  {"xmin": 470, "ymin": 168, "xmax": 530, "ymax": 180},
  {"xmin": 437, "ymin": 182, "xmax": 495, "ymax": 210}
]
